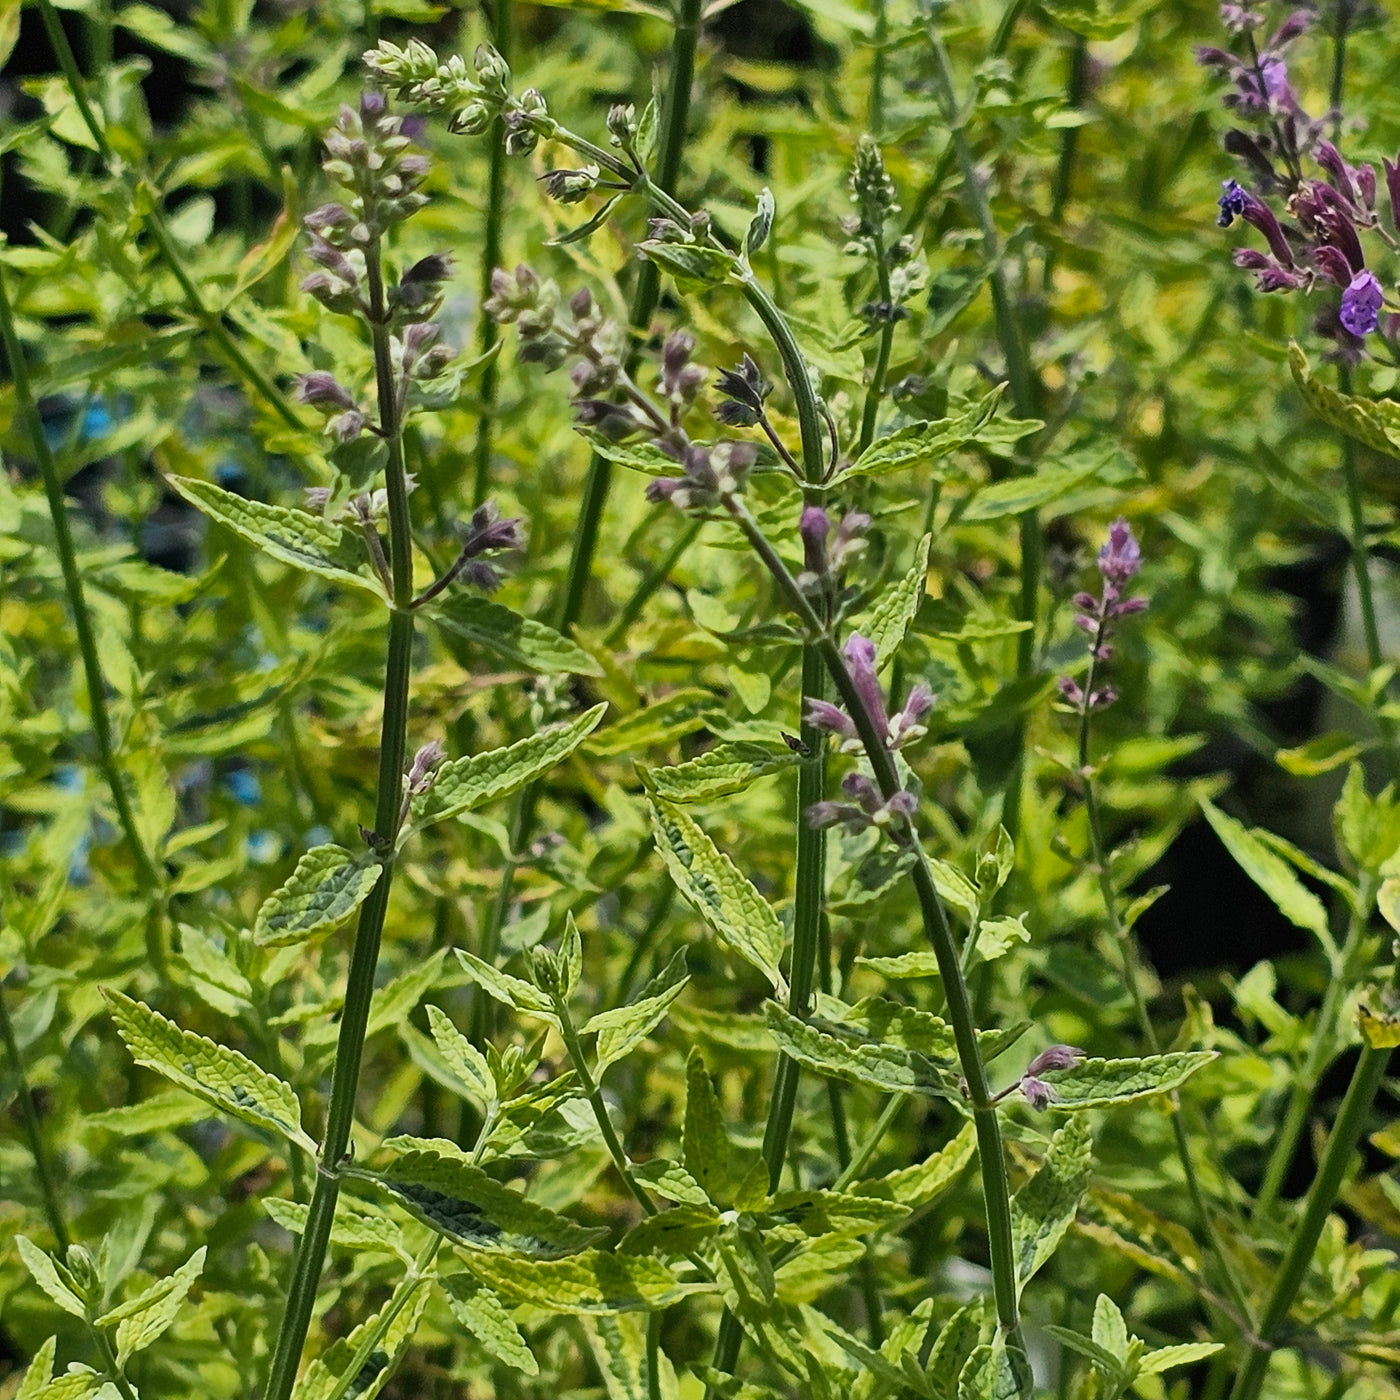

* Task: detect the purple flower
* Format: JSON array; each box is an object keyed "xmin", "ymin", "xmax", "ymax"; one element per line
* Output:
[
  {"xmin": 1026, "ymin": 1044, "xmax": 1085, "ymax": 1076},
  {"xmin": 1020, "ymin": 1077, "xmax": 1058, "ymax": 1112},
  {"xmin": 1340, "ymin": 270, "xmax": 1384, "ymax": 337},
  {"xmin": 805, "ymin": 698, "xmax": 857, "ymax": 739},
  {"xmin": 888, "ymin": 683, "xmax": 935, "ymax": 749},
  {"xmin": 1097, "ymin": 518, "xmax": 1141, "ymax": 586},
  {"xmin": 1218, "ymin": 179, "xmax": 1249, "ymax": 227},
  {"xmin": 844, "ymin": 633, "xmax": 888, "ymax": 737}
]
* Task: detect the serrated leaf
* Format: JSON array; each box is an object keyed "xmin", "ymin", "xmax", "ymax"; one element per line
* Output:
[
  {"xmin": 631, "ymin": 1158, "xmax": 709, "ymax": 1206},
  {"xmin": 432, "ymin": 595, "xmax": 603, "ymax": 676},
  {"xmin": 1011, "ymin": 1118, "xmax": 1092, "ymax": 1296},
  {"xmin": 638, "ymin": 742, "xmax": 801, "ymax": 803},
  {"xmin": 293, "ymin": 1273, "xmax": 428, "ymax": 1400},
  {"xmin": 253, "ymin": 844, "xmax": 382, "ymax": 946},
  {"xmin": 1040, "ymin": 1325, "xmax": 1122, "ymax": 1373},
  {"xmin": 375, "ymin": 1148, "xmax": 606, "ymax": 1255},
  {"xmin": 1201, "ymin": 800, "xmax": 1331, "ymax": 950},
  {"xmin": 455, "ymin": 948, "xmax": 560, "ymax": 1024},
  {"xmin": 426, "ymin": 1005, "xmax": 495, "ymax": 1105},
  {"xmin": 961, "ymin": 456, "xmax": 1104, "ymax": 522},
  {"xmin": 1090, "ymin": 1292, "xmax": 1128, "ymax": 1359},
  {"xmin": 585, "ymin": 949, "xmax": 689, "ymax": 1071},
  {"xmin": 588, "ymin": 689, "xmax": 722, "ymax": 756},
  {"xmin": 618, "ymin": 1203, "xmax": 723, "ymax": 1257},
  {"xmin": 1289, "ymin": 342, "xmax": 1400, "ymax": 460},
  {"xmin": 1039, "ymin": 1052, "xmax": 1216, "ymax": 1110},
  {"xmin": 763, "ymin": 1187, "xmax": 908, "ymax": 1234},
  {"xmin": 14, "ymin": 1336, "xmax": 57, "ymax": 1400},
  {"xmin": 16, "ymin": 1237, "xmax": 86, "ymax": 1318},
  {"xmin": 927, "ymin": 1301, "xmax": 984, "ymax": 1400},
  {"xmin": 867, "ymin": 533, "xmax": 932, "ymax": 671},
  {"xmin": 104, "ymin": 989, "xmax": 312, "ymax": 1150},
  {"xmin": 1137, "ymin": 1341, "xmax": 1224, "ymax": 1374},
  {"xmin": 265, "ymin": 1197, "xmax": 405, "ymax": 1256},
  {"xmin": 855, "ymin": 950, "xmax": 943, "ymax": 979},
  {"xmin": 650, "ymin": 800, "xmax": 784, "ymax": 988},
  {"xmin": 441, "ymin": 1274, "xmax": 538, "ymax": 1374},
  {"xmin": 683, "ymin": 1048, "xmax": 736, "ymax": 1206},
  {"xmin": 855, "ymin": 1120, "xmax": 976, "ymax": 1207},
  {"xmin": 463, "ymin": 1250, "xmax": 706, "ymax": 1314},
  {"xmin": 415, "ymin": 705, "xmax": 606, "ymax": 828},
  {"xmin": 637, "ymin": 239, "xmax": 736, "ymax": 292},
  {"xmin": 167, "ymin": 476, "xmax": 382, "ymax": 597},
  {"xmin": 584, "ymin": 1314, "xmax": 674, "ymax": 1400},
  {"xmin": 764, "ymin": 1002, "xmax": 961, "ymax": 1099},
  {"xmin": 956, "ymin": 1340, "xmax": 1033, "ymax": 1400},
  {"xmin": 107, "ymin": 1246, "xmax": 205, "ymax": 1365}
]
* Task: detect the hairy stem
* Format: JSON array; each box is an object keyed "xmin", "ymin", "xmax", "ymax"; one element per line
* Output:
[
  {"xmin": 0, "ymin": 269, "xmax": 163, "ymax": 909},
  {"xmin": 856, "ymin": 215, "xmax": 896, "ymax": 457},
  {"xmin": 262, "ymin": 242, "xmax": 417, "ymax": 1400}
]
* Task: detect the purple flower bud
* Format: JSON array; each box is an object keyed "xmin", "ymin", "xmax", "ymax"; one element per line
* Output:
[
  {"xmin": 1340, "ymin": 269, "xmax": 1383, "ymax": 337},
  {"xmin": 1097, "ymin": 517, "xmax": 1141, "ymax": 585},
  {"xmin": 465, "ymin": 501, "xmax": 525, "ymax": 555},
  {"xmin": 1311, "ymin": 244, "xmax": 1352, "ymax": 287},
  {"xmin": 295, "ymin": 371, "xmax": 356, "ymax": 413},
  {"xmin": 1020, "ymin": 1076, "xmax": 1058, "ymax": 1111},
  {"xmin": 1384, "ymin": 156, "xmax": 1400, "ymax": 235},
  {"xmin": 889, "ymin": 683, "xmax": 935, "ymax": 749},
  {"xmin": 1316, "ymin": 141, "xmax": 1358, "ymax": 206},
  {"xmin": 841, "ymin": 771, "xmax": 882, "ymax": 813},
  {"xmin": 1057, "ymin": 676, "xmax": 1085, "ymax": 706},
  {"xmin": 885, "ymin": 790, "xmax": 918, "ymax": 818},
  {"xmin": 647, "ymin": 477, "xmax": 686, "ymax": 505},
  {"xmin": 805, "ymin": 801, "xmax": 854, "ymax": 830},
  {"xmin": 406, "ymin": 739, "xmax": 446, "ymax": 796},
  {"xmin": 805, "ymin": 698, "xmax": 856, "ymax": 739},
  {"xmin": 799, "ymin": 506, "xmax": 832, "ymax": 544},
  {"xmin": 843, "ymin": 633, "xmax": 889, "ymax": 739},
  {"xmin": 1238, "ymin": 190, "xmax": 1296, "ymax": 267},
  {"xmin": 1267, "ymin": 9, "xmax": 1311, "ymax": 48},
  {"xmin": 1026, "ymin": 1044, "xmax": 1084, "ymax": 1076},
  {"xmin": 360, "ymin": 89, "xmax": 388, "ymax": 121}
]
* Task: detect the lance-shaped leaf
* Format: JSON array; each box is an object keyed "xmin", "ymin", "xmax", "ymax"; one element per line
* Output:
[
  {"xmin": 167, "ymin": 475, "xmax": 383, "ymax": 597},
  {"xmin": 855, "ymin": 1120, "xmax": 977, "ymax": 1208},
  {"xmin": 13, "ymin": 1336, "xmax": 57, "ymax": 1400},
  {"xmin": 432, "ymin": 595, "xmax": 603, "ymax": 677},
  {"xmin": 293, "ymin": 1272, "xmax": 429, "ymax": 1400},
  {"xmin": 426, "ymin": 1005, "xmax": 495, "ymax": 1105},
  {"xmin": 961, "ymin": 452, "xmax": 1108, "ymax": 523},
  {"xmin": 584, "ymin": 1313, "xmax": 677, "ymax": 1400},
  {"xmin": 584, "ymin": 949, "xmax": 690, "ymax": 1071},
  {"xmin": 463, "ymin": 1250, "xmax": 707, "ymax": 1314},
  {"xmin": 957, "ymin": 1340, "xmax": 1033, "ymax": 1400},
  {"xmin": 763, "ymin": 1188, "xmax": 908, "ymax": 1235},
  {"xmin": 1010, "ymin": 1117, "xmax": 1092, "ymax": 1296},
  {"xmin": 637, "ymin": 742, "xmax": 801, "ymax": 804},
  {"xmin": 253, "ymin": 843, "xmax": 382, "ymax": 946},
  {"xmin": 104, "ymin": 989, "xmax": 313, "ymax": 1151},
  {"xmin": 650, "ymin": 800, "xmax": 784, "ymax": 989},
  {"xmin": 100, "ymin": 1246, "xmax": 206, "ymax": 1365},
  {"xmin": 637, "ymin": 239, "xmax": 737, "ymax": 292},
  {"xmin": 455, "ymin": 948, "xmax": 560, "ymax": 1025},
  {"xmin": 683, "ymin": 1048, "xmax": 737, "ymax": 1207},
  {"xmin": 927, "ymin": 1301, "xmax": 986, "ymax": 1400},
  {"xmin": 441, "ymin": 1274, "xmax": 538, "ymax": 1375},
  {"xmin": 15, "ymin": 1237, "xmax": 87, "ymax": 1318},
  {"xmin": 588, "ymin": 689, "xmax": 722, "ymax": 756},
  {"xmin": 415, "ymin": 704, "xmax": 606, "ymax": 828},
  {"xmin": 764, "ymin": 1002, "xmax": 962, "ymax": 1099},
  {"xmin": 618, "ymin": 1204, "xmax": 724, "ymax": 1258},
  {"xmin": 1039, "ymin": 1052, "xmax": 1216, "ymax": 1111},
  {"xmin": 1201, "ymin": 800, "xmax": 1332, "ymax": 953},
  {"xmin": 1290, "ymin": 341, "xmax": 1400, "ymax": 460},
  {"xmin": 631, "ymin": 1158, "xmax": 709, "ymax": 1206},
  {"xmin": 866, "ymin": 532, "xmax": 932, "ymax": 671},
  {"xmin": 265, "ymin": 1197, "xmax": 406, "ymax": 1258},
  {"xmin": 373, "ymin": 1147, "xmax": 607, "ymax": 1256}
]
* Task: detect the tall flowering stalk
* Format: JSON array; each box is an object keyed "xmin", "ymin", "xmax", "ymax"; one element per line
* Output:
[{"xmin": 262, "ymin": 94, "xmax": 519, "ymax": 1400}]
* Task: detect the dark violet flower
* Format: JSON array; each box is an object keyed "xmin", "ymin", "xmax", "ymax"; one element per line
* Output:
[
  {"xmin": 1340, "ymin": 270, "xmax": 1384, "ymax": 337},
  {"xmin": 1058, "ymin": 520, "xmax": 1147, "ymax": 712},
  {"xmin": 1217, "ymin": 179, "xmax": 1249, "ymax": 227}
]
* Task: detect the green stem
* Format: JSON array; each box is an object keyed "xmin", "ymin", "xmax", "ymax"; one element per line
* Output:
[
  {"xmin": 33, "ymin": 0, "xmax": 302, "ymax": 434},
  {"xmin": 471, "ymin": 0, "xmax": 512, "ymax": 507},
  {"xmin": 833, "ymin": 1092, "xmax": 908, "ymax": 1191},
  {"xmin": 262, "ymin": 238, "xmax": 417, "ymax": 1400},
  {"xmin": 0, "ymin": 269, "xmax": 163, "ymax": 904},
  {"xmin": 0, "ymin": 980, "xmax": 71, "ymax": 1251},
  {"xmin": 856, "ymin": 215, "xmax": 895, "ymax": 457},
  {"xmin": 870, "ymin": 0, "xmax": 887, "ymax": 137},
  {"xmin": 88, "ymin": 1321, "xmax": 140, "ymax": 1400},
  {"xmin": 724, "ymin": 498, "xmax": 1024, "ymax": 1354},
  {"xmin": 1042, "ymin": 33, "xmax": 1087, "ymax": 293},
  {"xmin": 1254, "ymin": 876, "xmax": 1377, "ymax": 1216},
  {"xmin": 1229, "ymin": 960, "xmax": 1398, "ymax": 1400}
]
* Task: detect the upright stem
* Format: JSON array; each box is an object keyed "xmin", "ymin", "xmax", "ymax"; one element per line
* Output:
[
  {"xmin": 471, "ymin": 0, "xmax": 512, "ymax": 508},
  {"xmin": 0, "ymin": 269, "xmax": 162, "ymax": 904},
  {"xmin": 1230, "ymin": 957, "xmax": 1398, "ymax": 1400},
  {"xmin": 33, "ymin": 0, "xmax": 302, "ymax": 433},
  {"xmin": 262, "ymin": 242, "xmax": 417, "ymax": 1400},
  {"xmin": 1042, "ymin": 33, "xmax": 1087, "ymax": 293},
  {"xmin": 0, "ymin": 980, "xmax": 71, "ymax": 1251},
  {"xmin": 856, "ymin": 216, "xmax": 895, "ymax": 456}
]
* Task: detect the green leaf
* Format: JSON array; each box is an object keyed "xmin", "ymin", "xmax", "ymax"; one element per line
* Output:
[
  {"xmin": 166, "ymin": 476, "xmax": 382, "ymax": 597},
  {"xmin": 638, "ymin": 742, "xmax": 801, "ymax": 803},
  {"xmin": 432, "ymin": 595, "xmax": 603, "ymax": 676},
  {"xmin": 587, "ymin": 689, "xmax": 722, "ymax": 756},
  {"xmin": 1137, "ymin": 1341, "xmax": 1224, "ymax": 1374},
  {"xmin": 1040, "ymin": 1325, "xmax": 1123, "ymax": 1374},
  {"xmin": 1091, "ymin": 1293, "xmax": 1129, "ymax": 1359},
  {"xmin": 426, "ymin": 1005, "xmax": 495, "ymax": 1105},
  {"xmin": 103, "ymin": 1246, "xmax": 205, "ymax": 1365},
  {"xmin": 584, "ymin": 949, "xmax": 689, "ymax": 1071},
  {"xmin": 463, "ymin": 1250, "xmax": 707, "ymax": 1314},
  {"xmin": 104, "ymin": 989, "xmax": 312, "ymax": 1150},
  {"xmin": 374, "ymin": 1147, "xmax": 608, "ymax": 1255},
  {"xmin": 1201, "ymin": 800, "xmax": 1332, "ymax": 951},
  {"xmin": 1358, "ymin": 1001, "xmax": 1400, "ymax": 1049},
  {"xmin": 1011, "ymin": 1118, "xmax": 1091, "ymax": 1296},
  {"xmin": 16, "ymin": 1237, "xmax": 87, "ymax": 1318},
  {"xmin": 866, "ymin": 533, "xmax": 932, "ymax": 671},
  {"xmin": 440, "ymin": 1274, "xmax": 538, "ymax": 1374},
  {"xmin": 264, "ymin": 1197, "xmax": 406, "ymax": 1257},
  {"xmin": 855, "ymin": 1120, "xmax": 976, "ymax": 1207},
  {"xmin": 455, "ymin": 948, "xmax": 560, "ymax": 1025},
  {"xmin": 747, "ymin": 187, "xmax": 776, "ymax": 255},
  {"xmin": 637, "ymin": 239, "xmax": 737, "ymax": 292},
  {"xmin": 14, "ymin": 1336, "xmax": 57, "ymax": 1400},
  {"xmin": 650, "ymin": 800, "xmax": 785, "ymax": 989},
  {"xmin": 1276, "ymin": 730, "xmax": 1366, "ymax": 777},
  {"xmin": 1379, "ymin": 877, "xmax": 1400, "ymax": 935},
  {"xmin": 618, "ymin": 1203, "xmax": 724, "ymax": 1257},
  {"xmin": 415, "ymin": 705, "xmax": 606, "ymax": 828},
  {"xmin": 1289, "ymin": 342, "xmax": 1400, "ymax": 460},
  {"xmin": 584, "ymin": 1314, "xmax": 676, "ymax": 1400},
  {"xmin": 956, "ymin": 1340, "xmax": 1033, "ymax": 1400},
  {"xmin": 253, "ymin": 844, "xmax": 382, "ymax": 947},
  {"xmin": 855, "ymin": 950, "xmax": 943, "ymax": 980},
  {"xmin": 840, "ymin": 392, "xmax": 1041, "ymax": 481},
  {"xmin": 293, "ymin": 1274, "xmax": 429, "ymax": 1400},
  {"xmin": 631, "ymin": 1157, "xmax": 709, "ymax": 1206},
  {"xmin": 1039, "ymin": 1052, "xmax": 1216, "ymax": 1110},
  {"xmin": 961, "ymin": 455, "xmax": 1105, "ymax": 522},
  {"xmin": 683, "ymin": 1048, "xmax": 736, "ymax": 1206},
  {"xmin": 764, "ymin": 1002, "xmax": 961, "ymax": 1099},
  {"xmin": 927, "ymin": 1302, "xmax": 985, "ymax": 1400}
]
